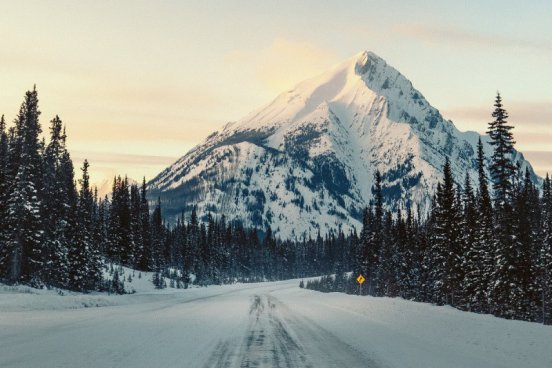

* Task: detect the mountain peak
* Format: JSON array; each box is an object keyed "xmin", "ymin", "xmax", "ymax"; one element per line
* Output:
[
  {"xmin": 148, "ymin": 51, "xmax": 538, "ymax": 239},
  {"xmin": 234, "ymin": 50, "xmax": 405, "ymax": 129}
]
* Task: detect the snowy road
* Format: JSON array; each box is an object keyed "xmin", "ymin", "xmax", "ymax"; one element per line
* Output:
[
  {"xmin": 204, "ymin": 292, "xmax": 372, "ymax": 368},
  {"xmin": 1, "ymin": 279, "xmax": 551, "ymax": 368}
]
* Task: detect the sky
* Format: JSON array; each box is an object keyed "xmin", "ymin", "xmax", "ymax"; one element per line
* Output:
[{"xmin": 0, "ymin": 1, "xmax": 550, "ymax": 188}]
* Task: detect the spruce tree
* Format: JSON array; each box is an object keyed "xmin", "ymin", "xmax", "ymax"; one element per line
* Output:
[
  {"xmin": 487, "ymin": 93, "xmax": 516, "ymax": 205},
  {"xmin": 151, "ymin": 197, "xmax": 165, "ymax": 272},
  {"xmin": 5, "ymin": 87, "xmax": 45, "ymax": 284},
  {"xmin": 512, "ymin": 168, "xmax": 540, "ymax": 320},
  {"xmin": 429, "ymin": 158, "xmax": 462, "ymax": 305},
  {"xmin": 0, "ymin": 115, "xmax": 9, "ymax": 277},
  {"xmin": 42, "ymin": 116, "xmax": 72, "ymax": 286},
  {"xmin": 487, "ymin": 93, "xmax": 519, "ymax": 319},
  {"xmin": 129, "ymin": 183, "xmax": 141, "ymax": 267},
  {"xmin": 474, "ymin": 138, "xmax": 494, "ymax": 312},
  {"xmin": 186, "ymin": 206, "xmax": 199, "ymax": 276},
  {"xmin": 358, "ymin": 206, "xmax": 373, "ymax": 286},
  {"xmin": 68, "ymin": 160, "xmax": 102, "ymax": 291},
  {"xmin": 107, "ymin": 176, "xmax": 133, "ymax": 264},
  {"xmin": 137, "ymin": 178, "xmax": 152, "ymax": 271},
  {"xmin": 374, "ymin": 211, "xmax": 393, "ymax": 296},
  {"xmin": 539, "ymin": 174, "xmax": 552, "ymax": 324},
  {"xmin": 460, "ymin": 173, "xmax": 483, "ymax": 311}
]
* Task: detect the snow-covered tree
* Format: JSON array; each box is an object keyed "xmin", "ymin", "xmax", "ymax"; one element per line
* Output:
[
  {"xmin": 68, "ymin": 160, "xmax": 102, "ymax": 291},
  {"xmin": 5, "ymin": 87, "xmax": 45, "ymax": 284}
]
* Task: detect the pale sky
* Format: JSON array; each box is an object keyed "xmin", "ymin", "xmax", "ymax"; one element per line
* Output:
[{"xmin": 0, "ymin": 1, "xmax": 550, "ymax": 187}]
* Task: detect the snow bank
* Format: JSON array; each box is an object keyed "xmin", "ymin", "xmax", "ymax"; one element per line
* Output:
[{"xmin": 275, "ymin": 287, "xmax": 552, "ymax": 368}]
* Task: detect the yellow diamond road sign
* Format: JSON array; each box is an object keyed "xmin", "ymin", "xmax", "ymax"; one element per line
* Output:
[{"xmin": 356, "ymin": 274, "xmax": 365, "ymax": 285}]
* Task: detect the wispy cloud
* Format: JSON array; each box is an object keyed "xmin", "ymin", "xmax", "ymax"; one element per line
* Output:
[
  {"xmin": 394, "ymin": 24, "xmax": 552, "ymax": 53},
  {"xmin": 442, "ymin": 101, "xmax": 552, "ymax": 131},
  {"xmin": 521, "ymin": 150, "xmax": 552, "ymax": 176},
  {"xmin": 71, "ymin": 151, "xmax": 177, "ymax": 166},
  {"xmin": 224, "ymin": 38, "xmax": 340, "ymax": 93},
  {"xmin": 442, "ymin": 101, "xmax": 552, "ymax": 175},
  {"xmin": 71, "ymin": 151, "xmax": 178, "ymax": 189}
]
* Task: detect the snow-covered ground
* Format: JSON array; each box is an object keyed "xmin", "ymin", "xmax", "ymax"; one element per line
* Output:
[{"xmin": 0, "ymin": 278, "xmax": 551, "ymax": 368}]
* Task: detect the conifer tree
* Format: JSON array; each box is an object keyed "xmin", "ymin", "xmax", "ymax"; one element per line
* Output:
[
  {"xmin": 358, "ymin": 206, "xmax": 373, "ymax": 284},
  {"xmin": 473, "ymin": 138, "xmax": 494, "ymax": 312},
  {"xmin": 487, "ymin": 93, "xmax": 519, "ymax": 319},
  {"xmin": 137, "ymin": 178, "xmax": 152, "ymax": 271},
  {"xmin": 5, "ymin": 87, "xmax": 44, "ymax": 284},
  {"xmin": 511, "ymin": 168, "xmax": 540, "ymax": 320},
  {"xmin": 0, "ymin": 115, "xmax": 9, "ymax": 276},
  {"xmin": 429, "ymin": 158, "xmax": 462, "ymax": 305},
  {"xmin": 68, "ymin": 160, "xmax": 102, "ymax": 291},
  {"xmin": 539, "ymin": 174, "xmax": 552, "ymax": 324},
  {"xmin": 129, "ymin": 183, "xmax": 141, "ymax": 267},
  {"xmin": 41, "ymin": 116, "xmax": 73, "ymax": 286},
  {"xmin": 374, "ymin": 211, "xmax": 393, "ymax": 296},
  {"xmin": 150, "ymin": 197, "xmax": 165, "ymax": 271},
  {"xmin": 185, "ymin": 206, "xmax": 199, "ymax": 276},
  {"xmin": 487, "ymin": 93, "xmax": 516, "ymax": 205},
  {"xmin": 460, "ymin": 173, "xmax": 484, "ymax": 311}
]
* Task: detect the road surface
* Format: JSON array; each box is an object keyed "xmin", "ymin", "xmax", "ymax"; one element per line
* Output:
[
  {"xmin": 0, "ymin": 281, "xmax": 377, "ymax": 368},
  {"xmin": 1, "ymin": 279, "xmax": 551, "ymax": 368}
]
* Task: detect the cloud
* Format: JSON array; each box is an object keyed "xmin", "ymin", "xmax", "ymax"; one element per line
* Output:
[
  {"xmin": 442, "ymin": 101, "xmax": 552, "ymax": 132},
  {"xmin": 521, "ymin": 151, "xmax": 552, "ymax": 176},
  {"xmin": 393, "ymin": 24, "xmax": 551, "ymax": 53},
  {"xmin": 441, "ymin": 101, "xmax": 552, "ymax": 176},
  {"xmin": 71, "ymin": 151, "xmax": 177, "ymax": 166},
  {"xmin": 71, "ymin": 150, "xmax": 179, "ymax": 190},
  {"xmin": 224, "ymin": 38, "xmax": 340, "ymax": 93}
]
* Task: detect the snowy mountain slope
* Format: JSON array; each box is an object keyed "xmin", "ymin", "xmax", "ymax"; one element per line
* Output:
[{"xmin": 148, "ymin": 51, "xmax": 538, "ymax": 238}]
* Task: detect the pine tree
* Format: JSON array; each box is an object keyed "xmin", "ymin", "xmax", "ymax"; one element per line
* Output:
[
  {"xmin": 539, "ymin": 174, "xmax": 552, "ymax": 324},
  {"xmin": 487, "ymin": 92, "xmax": 516, "ymax": 205},
  {"xmin": 137, "ymin": 178, "xmax": 152, "ymax": 271},
  {"xmin": 393, "ymin": 210, "xmax": 408, "ymax": 298},
  {"xmin": 68, "ymin": 160, "xmax": 102, "ymax": 291},
  {"xmin": 474, "ymin": 138, "xmax": 494, "ymax": 313},
  {"xmin": 0, "ymin": 115, "xmax": 9, "ymax": 277},
  {"xmin": 129, "ymin": 183, "xmax": 141, "ymax": 267},
  {"xmin": 370, "ymin": 171, "xmax": 384, "ymax": 294},
  {"xmin": 5, "ymin": 87, "xmax": 45, "ymax": 284},
  {"xmin": 374, "ymin": 211, "xmax": 393, "ymax": 296},
  {"xmin": 511, "ymin": 168, "xmax": 540, "ymax": 320},
  {"xmin": 460, "ymin": 173, "xmax": 483, "ymax": 311},
  {"xmin": 185, "ymin": 206, "xmax": 199, "ymax": 276},
  {"xmin": 358, "ymin": 206, "xmax": 373, "ymax": 283},
  {"xmin": 487, "ymin": 93, "xmax": 520, "ymax": 319},
  {"xmin": 107, "ymin": 176, "xmax": 133, "ymax": 265},
  {"xmin": 150, "ymin": 197, "xmax": 165, "ymax": 272},
  {"xmin": 429, "ymin": 158, "xmax": 462, "ymax": 305},
  {"xmin": 41, "ymin": 116, "xmax": 73, "ymax": 286}
]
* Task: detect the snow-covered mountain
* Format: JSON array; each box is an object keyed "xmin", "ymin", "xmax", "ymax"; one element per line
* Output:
[{"xmin": 148, "ymin": 51, "xmax": 537, "ymax": 239}]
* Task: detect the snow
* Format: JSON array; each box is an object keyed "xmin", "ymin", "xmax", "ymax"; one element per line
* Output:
[
  {"xmin": 147, "ymin": 50, "xmax": 540, "ymax": 238},
  {"xmin": 0, "ymin": 278, "xmax": 550, "ymax": 368},
  {"xmin": 0, "ymin": 266, "xmax": 181, "ymax": 312}
]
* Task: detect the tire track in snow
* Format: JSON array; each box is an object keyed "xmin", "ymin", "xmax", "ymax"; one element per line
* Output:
[
  {"xmin": 204, "ymin": 293, "xmax": 377, "ymax": 368},
  {"xmin": 238, "ymin": 294, "xmax": 311, "ymax": 368}
]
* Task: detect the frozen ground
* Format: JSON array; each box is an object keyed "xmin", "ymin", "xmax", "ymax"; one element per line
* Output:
[{"xmin": 0, "ymin": 278, "xmax": 551, "ymax": 368}]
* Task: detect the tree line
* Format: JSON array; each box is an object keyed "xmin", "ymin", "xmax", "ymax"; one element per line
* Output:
[
  {"xmin": 1, "ymin": 88, "xmax": 550, "ymax": 324},
  {"xmin": 306, "ymin": 93, "xmax": 552, "ymax": 324},
  {"xmin": 0, "ymin": 87, "xmax": 353, "ymax": 291}
]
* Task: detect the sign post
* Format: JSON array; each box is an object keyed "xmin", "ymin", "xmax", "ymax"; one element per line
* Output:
[{"xmin": 356, "ymin": 274, "xmax": 365, "ymax": 295}]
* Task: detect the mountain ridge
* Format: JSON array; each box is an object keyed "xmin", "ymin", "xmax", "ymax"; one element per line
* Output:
[{"xmin": 148, "ymin": 51, "xmax": 538, "ymax": 238}]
